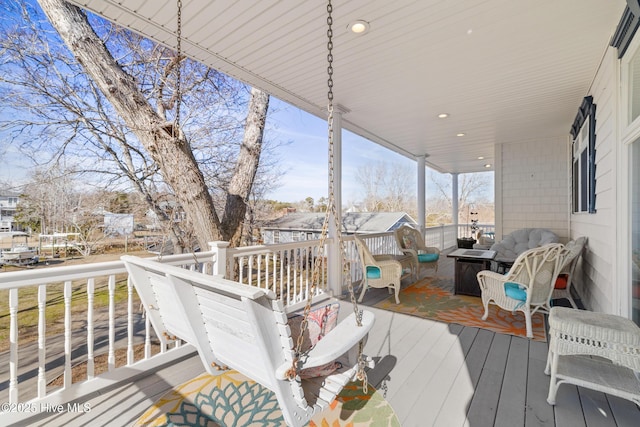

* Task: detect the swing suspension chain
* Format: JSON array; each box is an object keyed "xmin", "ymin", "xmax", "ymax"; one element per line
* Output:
[
  {"xmin": 326, "ymin": 3, "xmax": 362, "ymax": 327},
  {"xmin": 175, "ymin": 0, "xmax": 182, "ymax": 134},
  {"xmin": 174, "ymin": 0, "xmax": 199, "ymax": 266},
  {"xmin": 288, "ymin": 0, "xmax": 368, "ymax": 393}
]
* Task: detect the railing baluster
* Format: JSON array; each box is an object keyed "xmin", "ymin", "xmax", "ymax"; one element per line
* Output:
[
  {"xmin": 87, "ymin": 278, "xmax": 95, "ymax": 379},
  {"xmin": 37, "ymin": 284, "xmax": 46, "ymax": 397},
  {"xmin": 276, "ymin": 250, "xmax": 286, "ymax": 301},
  {"xmin": 64, "ymin": 280, "xmax": 72, "ymax": 389},
  {"xmin": 267, "ymin": 252, "xmax": 277, "ymax": 293},
  {"xmin": 239, "ymin": 256, "xmax": 245, "ymax": 284},
  {"xmin": 286, "ymin": 251, "xmax": 292, "ymax": 304},
  {"xmin": 248, "ymin": 255, "xmax": 254, "ymax": 286},
  {"xmin": 257, "ymin": 254, "xmax": 262, "ymax": 289},
  {"xmin": 144, "ymin": 308, "xmax": 152, "ymax": 358},
  {"xmin": 108, "ymin": 275, "xmax": 115, "ymax": 370},
  {"xmin": 9, "ymin": 288, "xmax": 18, "ymax": 403},
  {"xmin": 127, "ymin": 276, "xmax": 134, "ymax": 365}
]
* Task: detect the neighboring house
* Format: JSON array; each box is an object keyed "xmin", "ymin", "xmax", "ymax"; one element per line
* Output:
[
  {"xmin": 262, "ymin": 212, "xmax": 416, "ymax": 244},
  {"xmin": 0, "ymin": 191, "xmax": 26, "ymax": 233}
]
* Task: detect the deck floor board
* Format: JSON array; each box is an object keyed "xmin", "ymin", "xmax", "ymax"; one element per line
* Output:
[{"xmin": 464, "ymin": 332, "xmax": 510, "ymax": 427}]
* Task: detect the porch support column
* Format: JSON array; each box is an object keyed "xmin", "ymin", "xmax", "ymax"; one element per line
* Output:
[
  {"xmin": 417, "ymin": 155, "xmax": 426, "ymax": 234},
  {"xmin": 328, "ymin": 106, "xmax": 347, "ymax": 297},
  {"xmin": 452, "ymin": 173, "xmax": 459, "ymax": 238}
]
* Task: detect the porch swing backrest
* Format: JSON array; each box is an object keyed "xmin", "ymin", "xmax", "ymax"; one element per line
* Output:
[{"xmin": 122, "ymin": 255, "xmax": 375, "ymax": 427}]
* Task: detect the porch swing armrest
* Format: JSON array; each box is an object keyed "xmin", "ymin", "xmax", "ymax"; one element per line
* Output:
[{"xmin": 276, "ymin": 310, "xmax": 375, "ymax": 379}]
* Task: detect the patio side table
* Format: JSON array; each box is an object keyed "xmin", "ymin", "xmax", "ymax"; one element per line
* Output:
[{"xmin": 545, "ymin": 306, "xmax": 640, "ymax": 406}]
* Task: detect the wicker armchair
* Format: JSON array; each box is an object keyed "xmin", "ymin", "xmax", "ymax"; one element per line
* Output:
[
  {"xmin": 354, "ymin": 235, "xmax": 404, "ymax": 304},
  {"xmin": 552, "ymin": 237, "xmax": 587, "ymax": 308},
  {"xmin": 476, "ymin": 243, "xmax": 566, "ymax": 338},
  {"xmin": 394, "ymin": 224, "xmax": 439, "ymax": 279}
]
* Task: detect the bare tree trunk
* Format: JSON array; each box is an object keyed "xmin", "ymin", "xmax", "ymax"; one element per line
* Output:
[
  {"xmin": 222, "ymin": 88, "xmax": 269, "ymax": 246},
  {"xmin": 37, "ymin": 0, "xmax": 268, "ymax": 249},
  {"xmin": 38, "ymin": 0, "xmax": 219, "ymax": 249}
]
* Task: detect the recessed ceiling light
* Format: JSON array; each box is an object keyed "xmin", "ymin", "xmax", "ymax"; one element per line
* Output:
[
  {"xmin": 438, "ymin": 113, "xmax": 449, "ymax": 118},
  {"xmin": 477, "ymin": 156, "xmax": 484, "ymax": 160},
  {"xmin": 457, "ymin": 133, "xmax": 465, "ymax": 137},
  {"xmin": 484, "ymin": 164, "xmax": 491, "ymax": 168},
  {"xmin": 348, "ymin": 20, "xmax": 370, "ymax": 34}
]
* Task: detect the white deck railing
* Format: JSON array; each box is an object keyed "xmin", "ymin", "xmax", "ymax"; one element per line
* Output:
[
  {"xmin": 0, "ymin": 250, "xmax": 218, "ymax": 423},
  {"xmin": 0, "ymin": 224, "xmax": 487, "ymax": 422}
]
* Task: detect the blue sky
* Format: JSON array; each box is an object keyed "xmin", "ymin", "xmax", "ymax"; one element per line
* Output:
[
  {"xmin": 0, "ymin": 96, "xmax": 423, "ymax": 203},
  {"xmin": 265, "ymin": 98, "xmax": 418, "ymax": 203}
]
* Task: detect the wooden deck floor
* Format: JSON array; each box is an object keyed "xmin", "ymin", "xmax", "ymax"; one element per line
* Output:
[{"xmin": 25, "ymin": 253, "xmax": 640, "ymax": 427}]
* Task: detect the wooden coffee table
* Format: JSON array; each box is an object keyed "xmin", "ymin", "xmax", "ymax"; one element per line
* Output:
[{"xmin": 447, "ymin": 249, "xmax": 496, "ymax": 296}]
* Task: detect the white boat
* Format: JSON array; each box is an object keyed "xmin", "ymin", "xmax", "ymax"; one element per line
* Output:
[{"xmin": 0, "ymin": 232, "xmax": 39, "ymax": 266}]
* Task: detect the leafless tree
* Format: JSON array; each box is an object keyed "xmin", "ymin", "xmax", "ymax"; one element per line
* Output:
[
  {"xmin": 1, "ymin": 0, "xmax": 272, "ymax": 250},
  {"xmin": 355, "ymin": 161, "xmax": 415, "ymax": 214},
  {"xmin": 428, "ymin": 171, "xmax": 493, "ymax": 224}
]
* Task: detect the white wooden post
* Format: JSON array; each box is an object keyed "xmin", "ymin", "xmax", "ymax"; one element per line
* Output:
[
  {"xmin": 328, "ymin": 106, "xmax": 347, "ymax": 297},
  {"xmin": 37, "ymin": 285, "xmax": 47, "ymax": 397},
  {"xmin": 107, "ymin": 276, "xmax": 116, "ymax": 371},
  {"xmin": 417, "ymin": 155, "xmax": 426, "ymax": 234},
  {"xmin": 208, "ymin": 241, "xmax": 230, "ymax": 278},
  {"xmin": 452, "ymin": 173, "xmax": 459, "ymax": 238},
  {"xmin": 64, "ymin": 280, "xmax": 73, "ymax": 386},
  {"xmin": 87, "ymin": 279, "xmax": 95, "ymax": 379},
  {"xmin": 9, "ymin": 288, "xmax": 18, "ymax": 403}
]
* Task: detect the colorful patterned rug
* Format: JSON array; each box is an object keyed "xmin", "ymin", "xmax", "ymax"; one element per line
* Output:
[
  {"xmin": 135, "ymin": 370, "xmax": 400, "ymax": 426},
  {"xmin": 373, "ymin": 277, "xmax": 547, "ymax": 342}
]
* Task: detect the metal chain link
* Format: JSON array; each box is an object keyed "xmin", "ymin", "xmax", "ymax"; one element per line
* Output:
[
  {"xmin": 175, "ymin": 0, "xmax": 182, "ymax": 135},
  {"xmin": 288, "ymin": 0, "xmax": 368, "ymax": 393}
]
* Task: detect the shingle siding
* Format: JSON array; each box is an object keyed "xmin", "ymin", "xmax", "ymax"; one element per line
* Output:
[
  {"xmin": 570, "ymin": 46, "xmax": 618, "ymax": 313},
  {"xmin": 498, "ymin": 135, "xmax": 570, "ymax": 241}
]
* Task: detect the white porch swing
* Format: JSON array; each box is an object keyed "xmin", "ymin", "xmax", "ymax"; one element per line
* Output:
[{"xmin": 123, "ymin": 1, "xmax": 376, "ymax": 426}]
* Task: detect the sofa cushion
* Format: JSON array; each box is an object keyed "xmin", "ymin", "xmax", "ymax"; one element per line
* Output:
[{"xmin": 490, "ymin": 228, "xmax": 560, "ymax": 262}]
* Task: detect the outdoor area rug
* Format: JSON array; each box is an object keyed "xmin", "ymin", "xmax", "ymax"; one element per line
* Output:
[
  {"xmin": 134, "ymin": 370, "xmax": 400, "ymax": 426},
  {"xmin": 373, "ymin": 277, "xmax": 547, "ymax": 342}
]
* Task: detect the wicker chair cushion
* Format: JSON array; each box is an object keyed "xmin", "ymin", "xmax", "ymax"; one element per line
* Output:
[
  {"xmin": 366, "ymin": 266, "xmax": 381, "ymax": 279},
  {"xmin": 504, "ymin": 282, "xmax": 527, "ymax": 301},
  {"xmin": 554, "ymin": 274, "xmax": 568, "ymax": 289},
  {"xmin": 418, "ymin": 253, "xmax": 439, "ymax": 263}
]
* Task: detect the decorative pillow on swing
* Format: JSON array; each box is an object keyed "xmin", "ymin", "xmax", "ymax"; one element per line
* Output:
[{"xmin": 287, "ymin": 302, "xmax": 341, "ymax": 379}]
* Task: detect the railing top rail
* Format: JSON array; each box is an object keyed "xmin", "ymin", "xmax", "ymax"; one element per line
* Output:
[
  {"xmin": 0, "ymin": 251, "xmax": 216, "ymax": 290},
  {"xmin": 228, "ymin": 238, "xmax": 336, "ymax": 257}
]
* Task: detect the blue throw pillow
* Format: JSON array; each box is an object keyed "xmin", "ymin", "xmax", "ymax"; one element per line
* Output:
[
  {"xmin": 504, "ymin": 282, "xmax": 527, "ymax": 301},
  {"xmin": 418, "ymin": 253, "xmax": 439, "ymax": 263},
  {"xmin": 366, "ymin": 266, "xmax": 381, "ymax": 279}
]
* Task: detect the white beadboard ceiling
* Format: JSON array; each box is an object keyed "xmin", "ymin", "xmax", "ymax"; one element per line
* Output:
[{"xmin": 66, "ymin": 0, "xmax": 626, "ymax": 173}]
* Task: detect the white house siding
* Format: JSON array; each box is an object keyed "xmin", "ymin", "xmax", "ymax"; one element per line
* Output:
[
  {"xmin": 497, "ymin": 137, "xmax": 569, "ymax": 242},
  {"xmin": 570, "ymin": 47, "xmax": 618, "ymax": 313}
]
